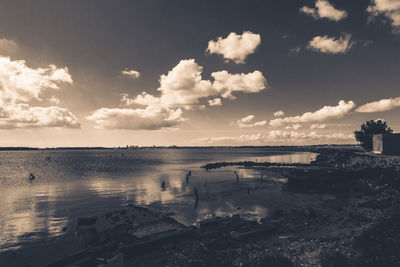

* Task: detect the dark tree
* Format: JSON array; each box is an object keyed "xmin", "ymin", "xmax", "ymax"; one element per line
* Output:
[{"xmin": 354, "ymin": 120, "xmax": 393, "ymax": 150}]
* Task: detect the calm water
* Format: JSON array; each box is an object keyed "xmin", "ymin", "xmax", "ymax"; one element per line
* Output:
[{"xmin": 0, "ymin": 148, "xmax": 316, "ymax": 252}]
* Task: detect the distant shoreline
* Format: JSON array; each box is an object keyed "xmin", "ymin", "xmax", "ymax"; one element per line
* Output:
[{"xmin": 0, "ymin": 144, "xmax": 360, "ymax": 151}]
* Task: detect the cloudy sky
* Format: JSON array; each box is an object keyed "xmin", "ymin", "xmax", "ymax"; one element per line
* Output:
[{"xmin": 0, "ymin": 0, "xmax": 399, "ymax": 147}]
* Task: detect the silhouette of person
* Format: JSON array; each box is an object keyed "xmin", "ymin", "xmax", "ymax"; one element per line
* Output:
[
  {"xmin": 194, "ymin": 187, "xmax": 199, "ymax": 209},
  {"xmin": 161, "ymin": 181, "xmax": 166, "ymax": 191}
]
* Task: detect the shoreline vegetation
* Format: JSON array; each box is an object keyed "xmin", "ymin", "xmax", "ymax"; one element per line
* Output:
[{"xmin": 2, "ymin": 146, "xmax": 400, "ymax": 266}]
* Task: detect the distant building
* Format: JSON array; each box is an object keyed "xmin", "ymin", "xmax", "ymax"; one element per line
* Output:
[{"xmin": 373, "ymin": 134, "xmax": 400, "ymax": 155}]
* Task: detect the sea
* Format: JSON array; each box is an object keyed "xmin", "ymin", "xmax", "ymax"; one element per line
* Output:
[{"xmin": 0, "ymin": 147, "xmax": 317, "ymax": 252}]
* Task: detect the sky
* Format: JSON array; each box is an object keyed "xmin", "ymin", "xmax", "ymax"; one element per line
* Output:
[{"xmin": 0, "ymin": 0, "xmax": 399, "ymax": 147}]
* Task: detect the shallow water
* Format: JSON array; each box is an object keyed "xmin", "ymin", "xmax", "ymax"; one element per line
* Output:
[{"xmin": 0, "ymin": 148, "xmax": 316, "ymax": 251}]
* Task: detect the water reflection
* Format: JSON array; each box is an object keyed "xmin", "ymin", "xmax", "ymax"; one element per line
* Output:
[
  {"xmin": 0, "ymin": 185, "xmax": 68, "ymax": 250},
  {"xmin": 0, "ymin": 149, "xmax": 316, "ymax": 252}
]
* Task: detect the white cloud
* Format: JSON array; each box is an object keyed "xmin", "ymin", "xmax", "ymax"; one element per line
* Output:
[
  {"xmin": 140, "ymin": 60, "xmax": 266, "ymax": 108},
  {"xmin": 206, "ymin": 31, "xmax": 261, "ymax": 64},
  {"xmin": 144, "ymin": 59, "xmax": 213, "ymax": 109},
  {"xmin": 121, "ymin": 69, "xmax": 140, "ymax": 79},
  {"xmin": 120, "ymin": 93, "xmax": 136, "ymax": 106},
  {"xmin": 211, "ymin": 70, "xmax": 266, "ymax": 99},
  {"xmin": 196, "ymin": 134, "xmax": 267, "ymax": 145},
  {"xmin": 0, "ymin": 103, "xmax": 80, "ymax": 129},
  {"xmin": 300, "ymin": 0, "xmax": 348, "ymax": 21},
  {"xmin": 367, "ymin": 0, "xmax": 400, "ymax": 32},
  {"xmin": 269, "ymin": 130, "xmax": 353, "ymax": 141},
  {"xmin": 310, "ymin": 124, "xmax": 327, "ymax": 129},
  {"xmin": 208, "ymin": 98, "xmax": 222, "ymax": 106},
  {"xmin": 0, "ymin": 56, "xmax": 73, "ymax": 103},
  {"xmin": 289, "ymin": 46, "xmax": 301, "ymax": 55},
  {"xmin": 300, "ymin": 6, "xmax": 318, "ymax": 17},
  {"xmin": 0, "ymin": 38, "xmax": 18, "ymax": 54},
  {"xmin": 86, "ymin": 106, "xmax": 185, "ymax": 130},
  {"xmin": 49, "ymin": 96, "xmax": 60, "ymax": 105},
  {"xmin": 285, "ymin": 123, "xmax": 302, "ymax": 130},
  {"xmin": 307, "ymin": 34, "xmax": 354, "ymax": 54},
  {"xmin": 240, "ymin": 115, "xmax": 254, "ymax": 123},
  {"xmin": 196, "ymin": 130, "xmax": 353, "ymax": 145},
  {"xmin": 89, "ymin": 59, "xmax": 267, "ymax": 130},
  {"xmin": 274, "ymin": 110, "xmax": 285, "ymax": 117},
  {"xmin": 327, "ymin": 133, "xmax": 354, "ymax": 140},
  {"xmin": 233, "ymin": 115, "xmax": 267, "ymax": 128},
  {"xmin": 269, "ymin": 100, "xmax": 356, "ymax": 127},
  {"xmin": 356, "ymin": 96, "xmax": 400, "ymax": 112},
  {"xmin": 0, "ymin": 56, "xmax": 79, "ymax": 129},
  {"xmin": 242, "ymin": 121, "xmax": 268, "ymax": 128}
]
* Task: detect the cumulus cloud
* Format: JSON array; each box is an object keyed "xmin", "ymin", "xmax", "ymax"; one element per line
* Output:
[
  {"xmin": 0, "ymin": 102, "xmax": 80, "ymax": 129},
  {"xmin": 136, "ymin": 60, "xmax": 266, "ymax": 108},
  {"xmin": 0, "ymin": 38, "xmax": 18, "ymax": 54},
  {"xmin": 88, "ymin": 59, "xmax": 267, "ymax": 130},
  {"xmin": 356, "ymin": 96, "xmax": 400, "ymax": 112},
  {"xmin": 233, "ymin": 115, "xmax": 267, "ymax": 128},
  {"xmin": 0, "ymin": 56, "xmax": 73, "ymax": 103},
  {"xmin": 300, "ymin": 0, "xmax": 348, "ymax": 21},
  {"xmin": 208, "ymin": 98, "xmax": 222, "ymax": 106},
  {"xmin": 211, "ymin": 70, "xmax": 266, "ymax": 99},
  {"xmin": 269, "ymin": 130, "xmax": 353, "ymax": 141},
  {"xmin": 121, "ymin": 69, "xmax": 140, "ymax": 79},
  {"xmin": 196, "ymin": 130, "xmax": 353, "ymax": 145},
  {"xmin": 274, "ymin": 110, "xmax": 285, "ymax": 117},
  {"xmin": 285, "ymin": 123, "xmax": 302, "ymax": 130},
  {"xmin": 49, "ymin": 96, "xmax": 60, "ymax": 105},
  {"xmin": 0, "ymin": 56, "xmax": 79, "ymax": 129},
  {"xmin": 196, "ymin": 134, "xmax": 267, "ymax": 145},
  {"xmin": 307, "ymin": 34, "xmax": 354, "ymax": 54},
  {"xmin": 310, "ymin": 124, "xmax": 327, "ymax": 129},
  {"xmin": 269, "ymin": 100, "xmax": 356, "ymax": 127},
  {"xmin": 206, "ymin": 31, "xmax": 261, "ymax": 63},
  {"xmin": 120, "ymin": 93, "xmax": 136, "ymax": 106},
  {"xmin": 141, "ymin": 59, "xmax": 213, "ymax": 109},
  {"xmin": 367, "ymin": 0, "xmax": 400, "ymax": 32},
  {"xmin": 86, "ymin": 106, "xmax": 185, "ymax": 130}
]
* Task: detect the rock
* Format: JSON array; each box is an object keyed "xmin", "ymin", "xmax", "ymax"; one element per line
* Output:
[
  {"xmin": 97, "ymin": 253, "xmax": 124, "ymax": 267},
  {"xmin": 76, "ymin": 216, "xmax": 98, "ymax": 228},
  {"xmin": 238, "ymin": 253, "xmax": 294, "ymax": 267},
  {"xmin": 112, "ymin": 223, "xmax": 128, "ymax": 235},
  {"xmin": 274, "ymin": 209, "xmax": 284, "ymax": 217},
  {"xmin": 189, "ymin": 259, "xmax": 205, "ymax": 267},
  {"xmin": 76, "ymin": 227, "xmax": 100, "ymax": 246},
  {"xmin": 304, "ymin": 208, "xmax": 316, "ymax": 218},
  {"xmin": 111, "ymin": 216, "xmax": 120, "ymax": 222},
  {"xmin": 320, "ymin": 251, "xmax": 351, "ymax": 267},
  {"xmin": 230, "ymin": 224, "xmax": 278, "ymax": 241},
  {"xmin": 162, "ymin": 242, "xmax": 173, "ymax": 250}
]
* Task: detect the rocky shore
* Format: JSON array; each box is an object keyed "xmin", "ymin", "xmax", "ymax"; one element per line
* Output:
[
  {"xmin": 125, "ymin": 149, "xmax": 400, "ymax": 267},
  {"xmin": 2, "ymin": 148, "xmax": 400, "ymax": 267}
]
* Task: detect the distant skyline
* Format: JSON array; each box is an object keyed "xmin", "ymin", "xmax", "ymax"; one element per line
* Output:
[{"xmin": 0, "ymin": 0, "xmax": 399, "ymax": 147}]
